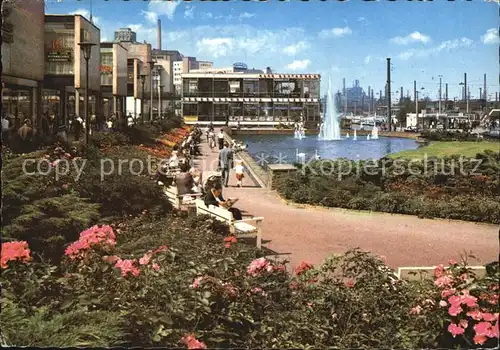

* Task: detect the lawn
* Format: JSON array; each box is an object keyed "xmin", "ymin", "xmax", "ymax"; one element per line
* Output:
[{"xmin": 389, "ymin": 141, "xmax": 500, "ymax": 159}]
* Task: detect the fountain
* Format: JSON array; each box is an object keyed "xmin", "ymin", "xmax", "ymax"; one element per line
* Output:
[
  {"xmin": 318, "ymin": 75, "xmax": 341, "ymax": 140},
  {"xmin": 353, "ymin": 129, "xmax": 357, "ymax": 141},
  {"xmin": 371, "ymin": 125, "xmax": 379, "ymax": 140},
  {"xmin": 346, "ymin": 133, "xmax": 350, "ymax": 138},
  {"xmin": 367, "ymin": 134, "xmax": 371, "ymax": 140},
  {"xmin": 294, "ymin": 123, "xmax": 306, "ymax": 139}
]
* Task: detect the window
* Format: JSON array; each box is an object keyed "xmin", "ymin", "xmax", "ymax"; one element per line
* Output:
[
  {"xmin": 229, "ymin": 79, "xmax": 241, "ymax": 97},
  {"xmin": 259, "ymin": 102, "xmax": 273, "ymax": 121},
  {"xmin": 258, "ymin": 79, "xmax": 273, "ymax": 97},
  {"xmin": 198, "ymin": 78, "xmax": 212, "ymax": 97},
  {"xmin": 2, "ymin": 88, "xmax": 31, "ymax": 117},
  {"xmin": 303, "ymin": 80, "xmax": 320, "ymax": 99},
  {"xmin": 100, "ymin": 51, "xmax": 113, "ymax": 86},
  {"xmin": 214, "ymin": 103, "xmax": 229, "ymax": 121},
  {"xmin": 274, "ymin": 80, "xmax": 290, "ymax": 98},
  {"xmin": 198, "ymin": 102, "xmax": 212, "ymax": 121},
  {"xmin": 289, "ymin": 102, "xmax": 303, "ymax": 121},
  {"xmin": 183, "ymin": 103, "xmax": 197, "ymax": 116},
  {"xmin": 214, "ymin": 79, "xmax": 229, "ymax": 97},
  {"xmin": 274, "ymin": 103, "xmax": 289, "ymax": 121},
  {"xmin": 243, "ymin": 103, "xmax": 258, "ymax": 120},
  {"xmin": 243, "ymin": 79, "xmax": 258, "ymax": 97},
  {"xmin": 229, "ymin": 102, "xmax": 242, "ymax": 121},
  {"xmin": 183, "ymin": 79, "xmax": 198, "ymax": 96},
  {"xmin": 45, "ymin": 25, "xmax": 75, "ymax": 75}
]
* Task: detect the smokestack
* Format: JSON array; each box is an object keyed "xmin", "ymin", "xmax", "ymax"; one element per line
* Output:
[
  {"xmin": 445, "ymin": 83, "xmax": 448, "ymax": 102},
  {"xmin": 414, "ymin": 80, "xmax": 417, "ymax": 103},
  {"xmin": 400, "ymin": 86, "xmax": 403, "ymax": 101},
  {"xmin": 464, "ymin": 73, "xmax": 467, "ymax": 102},
  {"xmin": 157, "ymin": 19, "xmax": 161, "ymax": 50},
  {"xmin": 343, "ymin": 78, "xmax": 346, "ymax": 96},
  {"xmin": 483, "ymin": 73, "xmax": 487, "ymax": 100}
]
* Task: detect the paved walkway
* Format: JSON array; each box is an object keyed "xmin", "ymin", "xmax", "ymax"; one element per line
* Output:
[{"xmin": 195, "ymin": 141, "xmax": 499, "ymax": 270}]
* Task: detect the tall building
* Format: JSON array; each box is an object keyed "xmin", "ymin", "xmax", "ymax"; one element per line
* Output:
[
  {"xmin": 114, "ymin": 28, "xmax": 136, "ymax": 43},
  {"xmin": 181, "ymin": 72, "xmax": 321, "ymax": 128}
]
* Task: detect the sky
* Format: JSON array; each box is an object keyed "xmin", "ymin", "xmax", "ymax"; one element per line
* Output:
[{"xmin": 45, "ymin": 0, "xmax": 499, "ymax": 101}]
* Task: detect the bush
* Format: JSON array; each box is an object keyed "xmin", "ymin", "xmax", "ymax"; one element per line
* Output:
[{"xmin": 90, "ymin": 131, "xmax": 130, "ymax": 149}]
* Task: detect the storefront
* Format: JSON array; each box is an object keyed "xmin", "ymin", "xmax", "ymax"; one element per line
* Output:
[{"xmin": 1, "ymin": 0, "xmax": 45, "ymax": 124}]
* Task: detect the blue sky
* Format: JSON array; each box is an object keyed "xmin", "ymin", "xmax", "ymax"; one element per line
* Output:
[{"xmin": 46, "ymin": 0, "xmax": 499, "ymax": 100}]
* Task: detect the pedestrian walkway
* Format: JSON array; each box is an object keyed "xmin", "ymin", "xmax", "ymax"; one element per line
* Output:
[{"xmin": 196, "ymin": 140, "xmax": 499, "ymax": 269}]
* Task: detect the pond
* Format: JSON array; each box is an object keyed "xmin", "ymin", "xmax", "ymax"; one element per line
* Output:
[{"xmin": 234, "ymin": 134, "xmax": 419, "ymax": 167}]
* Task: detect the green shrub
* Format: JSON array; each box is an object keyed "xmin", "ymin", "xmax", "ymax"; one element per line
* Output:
[{"xmin": 90, "ymin": 131, "xmax": 130, "ymax": 149}]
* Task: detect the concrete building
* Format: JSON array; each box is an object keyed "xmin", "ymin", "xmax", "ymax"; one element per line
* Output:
[
  {"xmin": 43, "ymin": 14, "xmax": 101, "ymax": 122},
  {"xmin": 181, "ymin": 72, "xmax": 321, "ymax": 128},
  {"xmin": 1, "ymin": 0, "xmax": 45, "ymax": 121},
  {"xmin": 114, "ymin": 28, "xmax": 137, "ymax": 43},
  {"xmin": 100, "ymin": 42, "xmax": 128, "ymax": 119}
]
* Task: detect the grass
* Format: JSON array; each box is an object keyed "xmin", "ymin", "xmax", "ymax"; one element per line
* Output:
[{"xmin": 389, "ymin": 141, "xmax": 500, "ymax": 159}]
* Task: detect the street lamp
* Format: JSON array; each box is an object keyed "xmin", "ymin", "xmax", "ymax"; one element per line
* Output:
[
  {"xmin": 148, "ymin": 60, "xmax": 155, "ymax": 122},
  {"xmin": 78, "ymin": 41, "xmax": 96, "ymax": 147},
  {"xmin": 139, "ymin": 74, "xmax": 147, "ymax": 124},
  {"xmin": 159, "ymin": 85, "xmax": 164, "ymax": 119}
]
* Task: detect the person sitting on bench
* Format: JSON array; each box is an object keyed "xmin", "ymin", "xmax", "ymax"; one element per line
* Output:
[{"xmin": 205, "ymin": 182, "xmax": 242, "ymax": 220}]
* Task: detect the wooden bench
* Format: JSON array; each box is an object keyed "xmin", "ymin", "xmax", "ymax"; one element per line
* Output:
[
  {"xmin": 161, "ymin": 184, "xmax": 202, "ymax": 214},
  {"xmin": 195, "ymin": 199, "xmax": 264, "ymax": 248}
]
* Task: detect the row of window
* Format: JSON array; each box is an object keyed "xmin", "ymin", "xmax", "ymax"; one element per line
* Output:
[{"xmin": 182, "ymin": 78, "xmax": 320, "ymax": 98}]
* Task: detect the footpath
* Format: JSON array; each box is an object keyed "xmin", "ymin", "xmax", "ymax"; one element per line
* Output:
[{"xmin": 195, "ymin": 140, "xmax": 499, "ymax": 270}]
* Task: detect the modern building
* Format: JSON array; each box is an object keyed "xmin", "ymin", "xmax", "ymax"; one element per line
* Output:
[
  {"xmin": 181, "ymin": 72, "xmax": 321, "ymax": 128},
  {"xmin": 1, "ymin": 0, "xmax": 45, "ymax": 121},
  {"xmin": 100, "ymin": 42, "xmax": 128, "ymax": 119},
  {"xmin": 114, "ymin": 28, "xmax": 137, "ymax": 43},
  {"xmin": 43, "ymin": 14, "xmax": 101, "ymax": 122}
]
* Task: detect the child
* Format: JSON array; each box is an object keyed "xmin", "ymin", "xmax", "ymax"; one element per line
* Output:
[{"xmin": 234, "ymin": 159, "xmax": 245, "ymax": 187}]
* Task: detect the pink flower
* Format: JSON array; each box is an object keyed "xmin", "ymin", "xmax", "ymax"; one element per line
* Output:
[
  {"xmin": 448, "ymin": 304, "xmax": 463, "ymax": 316},
  {"xmin": 441, "ymin": 288, "xmax": 456, "ymax": 298},
  {"xmin": 1, "ymin": 241, "xmax": 31, "ymax": 268},
  {"xmin": 294, "ymin": 261, "xmax": 313, "ymax": 276},
  {"xmin": 474, "ymin": 321, "xmax": 492, "ymax": 337},
  {"xmin": 467, "ymin": 310, "xmax": 483, "ymax": 321},
  {"xmin": 410, "ymin": 305, "xmax": 422, "ymax": 315},
  {"xmin": 448, "ymin": 259, "xmax": 457, "ymax": 265},
  {"xmin": 473, "ymin": 334, "xmax": 488, "ymax": 345},
  {"xmin": 222, "ymin": 282, "xmax": 237, "ymax": 297},
  {"xmin": 114, "ymin": 259, "xmax": 140, "ymax": 277},
  {"xmin": 439, "ymin": 300, "xmax": 448, "ymax": 307},
  {"xmin": 65, "ymin": 225, "xmax": 117, "ymax": 260},
  {"xmin": 275, "ymin": 264, "xmax": 286, "ymax": 272},
  {"xmin": 191, "ymin": 276, "xmax": 204, "ymax": 289},
  {"xmin": 448, "ymin": 295, "xmax": 462, "ymax": 306},
  {"xmin": 345, "ymin": 280, "xmax": 355, "ymax": 288},
  {"xmin": 289, "ymin": 281, "xmax": 298, "ymax": 290},
  {"xmin": 481, "ymin": 313, "xmax": 498, "ymax": 322},
  {"xmin": 459, "ymin": 273, "xmax": 468, "ymax": 281},
  {"xmin": 251, "ymin": 287, "xmax": 267, "ymax": 296},
  {"xmin": 434, "ymin": 264, "xmax": 445, "ymax": 278},
  {"xmin": 490, "ymin": 321, "xmax": 498, "ymax": 338},
  {"xmin": 224, "ymin": 243, "xmax": 231, "ymax": 248},
  {"xmin": 247, "ymin": 258, "xmax": 270, "ymax": 277},
  {"xmin": 434, "ymin": 275, "xmax": 453, "ymax": 288},
  {"xmin": 462, "ymin": 294, "xmax": 478, "ymax": 308},
  {"xmin": 181, "ymin": 334, "xmax": 207, "ymax": 349},
  {"xmin": 448, "ymin": 323, "xmax": 465, "ymax": 337},
  {"xmin": 152, "ymin": 263, "xmax": 160, "ymax": 271},
  {"xmin": 459, "ymin": 319, "xmax": 469, "ymax": 329},
  {"xmin": 62, "ymin": 184, "xmax": 69, "ymax": 190},
  {"xmin": 139, "ymin": 253, "xmax": 152, "ymax": 265}
]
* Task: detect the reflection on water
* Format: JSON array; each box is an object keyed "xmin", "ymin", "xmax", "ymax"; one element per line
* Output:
[{"xmin": 235, "ymin": 134, "xmax": 418, "ymax": 165}]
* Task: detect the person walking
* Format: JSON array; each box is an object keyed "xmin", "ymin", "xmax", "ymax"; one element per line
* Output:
[
  {"xmin": 74, "ymin": 115, "xmax": 83, "ymax": 142},
  {"xmin": 2, "ymin": 114, "xmax": 10, "ymax": 147},
  {"xmin": 217, "ymin": 128, "xmax": 225, "ymax": 150},
  {"xmin": 208, "ymin": 129, "xmax": 216, "ymax": 151},
  {"xmin": 234, "ymin": 159, "xmax": 245, "ymax": 187},
  {"xmin": 218, "ymin": 141, "xmax": 233, "ymax": 187}
]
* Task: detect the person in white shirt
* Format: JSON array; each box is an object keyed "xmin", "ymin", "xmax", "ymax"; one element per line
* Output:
[
  {"xmin": 2, "ymin": 114, "xmax": 10, "ymax": 146},
  {"xmin": 127, "ymin": 115, "xmax": 134, "ymax": 127},
  {"xmin": 234, "ymin": 159, "xmax": 245, "ymax": 187},
  {"xmin": 217, "ymin": 129, "xmax": 225, "ymax": 150}
]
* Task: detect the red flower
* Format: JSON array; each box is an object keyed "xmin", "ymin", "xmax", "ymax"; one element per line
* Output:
[
  {"xmin": 1, "ymin": 241, "xmax": 31, "ymax": 269},
  {"xmin": 344, "ymin": 280, "xmax": 355, "ymax": 288},
  {"xmin": 294, "ymin": 261, "xmax": 313, "ymax": 276},
  {"xmin": 181, "ymin": 334, "xmax": 207, "ymax": 349}
]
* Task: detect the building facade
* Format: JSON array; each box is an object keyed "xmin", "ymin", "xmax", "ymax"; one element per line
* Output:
[
  {"xmin": 1, "ymin": 0, "xmax": 45, "ymax": 121},
  {"xmin": 114, "ymin": 28, "xmax": 136, "ymax": 43},
  {"xmin": 181, "ymin": 73, "xmax": 321, "ymax": 127},
  {"xmin": 100, "ymin": 42, "xmax": 128, "ymax": 118},
  {"xmin": 43, "ymin": 15, "xmax": 101, "ymax": 122}
]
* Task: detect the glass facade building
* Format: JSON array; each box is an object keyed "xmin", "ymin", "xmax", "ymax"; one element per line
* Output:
[{"xmin": 181, "ymin": 73, "xmax": 321, "ymax": 128}]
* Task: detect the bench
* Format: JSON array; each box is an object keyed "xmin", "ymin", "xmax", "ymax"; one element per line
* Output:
[
  {"xmin": 195, "ymin": 199, "xmax": 264, "ymax": 248},
  {"xmin": 161, "ymin": 184, "xmax": 202, "ymax": 214}
]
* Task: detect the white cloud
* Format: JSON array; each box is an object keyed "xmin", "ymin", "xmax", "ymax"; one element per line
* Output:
[
  {"xmin": 364, "ymin": 55, "xmax": 371, "ymax": 64},
  {"xmin": 184, "ymin": 6, "xmax": 194, "ymax": 19},
  {"xmin": 391, "ymin": 31, "xmax": 431, "ymax": 45},
  {"xmin": 239, "ymin": 12, "xmax": 255, "ymax": 20},
  {"xmin": 282, "ymin": 41, "xmax": 309, "ymax": 56},
  {"xmin": 196, "ymin": 38, "xmax": 234, "ymax": 58},
  {"xmin": 357, "ymin": 17, "xmax": 366, "ymax": 22},
  {"xmin": 204, "ymin": 12, "xmax": 213, "ymax": 19},
  {"xmin": 397, "ymin": 37, "xmax": 473, "ymax": 60},
  {"xmin": 481, "ymin": 28, "xmax": 499, "ymax": 45},
  {"xmin": 286, "ymin": 59, "xmax": 310, "ymax": 71},
  {"xmin": 142, "ymin": 11, "xmax": 158, "ymax": 24},
  {"xmin": 148, "ymin": 0, "xmax": 181, "ymax": 20},
  {"xmin": 69, "ymin": 9, "xmax": 100, "ymax": 25},
  {"xmin": 319, "ymin": 27, "xmax": 352, "ymax": 38},
  {"xmin": 128, "ymin": 24, "xmax": 143, "ymax": 32},
  {"xmin": 101, "ymin": 37, "xmax": 109, "ymax": 42}
]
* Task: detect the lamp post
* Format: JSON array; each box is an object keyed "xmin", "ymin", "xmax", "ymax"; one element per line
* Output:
[
  {"xmin": 148, "ymin": 60, "xmax": 155, "ymax": 122},
  {"xmin": 139, "ymin": 74, "xmax": 147, "ymax": 124},
  {"xmin": 159, "ymin": 85, "xmax": 164, "ymax": 119},
  {"xmin": 78, "ymin": 41, "xmax": 96, "ymax": 147}
]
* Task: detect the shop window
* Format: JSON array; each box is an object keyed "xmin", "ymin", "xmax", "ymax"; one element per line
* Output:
[
  {"xmin": 243, "ymin": 80, "xmax": 258, "ymax": 97},
  {"xmin": 229, "ymin": 80, "xmax": 242, "ymax": 97},
  {"xmin": 259, "ymin": 102, "xmax": 273, "ymax": 121},
  {"xmin": 214, "ymin": 80, "xmax": 229, "ymax": 98},
  {"xmin": 243, "ymin": 103, "xmax": 258, "ymax": 121},
  {"xmin": 303, "ymin": 80, "xmax": 320, "ymax": 99},
  {"xmin": 183, "ymin": 103, "xmax": 197, "ymax": 116},
  {"xmin": 2, "ymin": 88, "xmax": 31, "ymax": 118},
  {"xmin": 289, "ymin": 102, "xmax": 304, "ymax": 121},
  {"xmin": 198, "ymin": 78, "xmax": 212, "ymax": 97},
  {"xmin": 274, "ymin": 103, "xmax": 289, "ymax": 121},
  {"xmin": 214, "ymin": 103, "xmax": 229, "ymax": 122},
  {"xmin": 45, "ymin": 25, "xmax": 75, "ymax": 75},
  {"xmin": 229, "ymin": 102, "xmax": 242, "ymax": 121}
]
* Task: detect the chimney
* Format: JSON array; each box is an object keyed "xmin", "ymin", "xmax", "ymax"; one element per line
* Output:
[
  {"xmin": 483, "ymin": 73, "xmax": 487, "ymax": 100},
  {"xmin": 343, "ymin": 78, "xmax": 346, "ymax": 96},
  {"xmin": 157, "ymin": 19, "xmax": 161, "ymax": 50},
  {"xmin": 445, "ymin": 83, "xmax": 448, "ymax": 102}
]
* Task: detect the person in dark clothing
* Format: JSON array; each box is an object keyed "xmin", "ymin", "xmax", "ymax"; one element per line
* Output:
[
  {"xmin": 204, "ymin": 183, "xmax": 242, "ymax": 220},
  {"xmin": 175, "ymin": 162, "xmax": 195, "ymax": 195}
]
